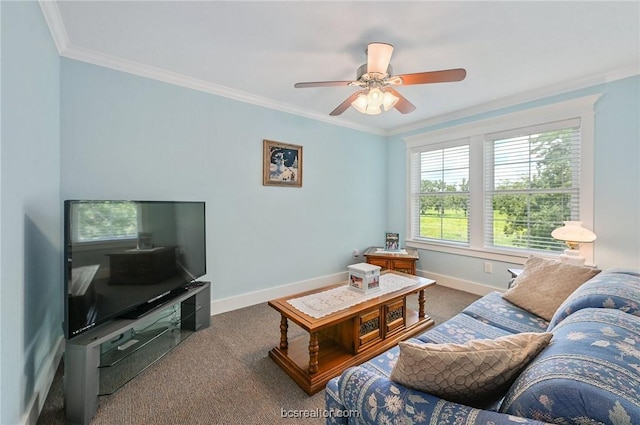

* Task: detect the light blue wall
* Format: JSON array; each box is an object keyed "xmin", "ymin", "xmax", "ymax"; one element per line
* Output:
[
  {"xmin": 60, "ymin": 59, "xmax": 387, "ymax": 300},
  {"xmin": 1, "ymin": 2, "xmax": 62, "ymax": 424},
  {"xmin": 387, "ymin": 76, "xmax": 640, "ymax": 289}
]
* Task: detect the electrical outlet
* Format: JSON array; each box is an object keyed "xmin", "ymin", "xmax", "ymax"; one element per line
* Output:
[
  {"xmin": 353, "ymin": 249, "xmax": 361, "ymax": 259},
  {"xmin": 484, "ymin": 261, "xmax": 493, "ymax": 273}
]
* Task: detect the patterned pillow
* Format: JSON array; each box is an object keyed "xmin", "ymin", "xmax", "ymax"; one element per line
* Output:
[
  {"xmin": 389, "ymin": 332, "xmax": 552, "ymax": 408},
  {"xmin": 502, "ymin": 256, "xmax": 600, "ymax": 321}
]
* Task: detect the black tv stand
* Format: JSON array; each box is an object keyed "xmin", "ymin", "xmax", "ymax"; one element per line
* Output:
[
  {"xmin": 64, "ymin": 282, "xmax": 210, "ymax": 425},
  {"xmin": 119, "ymin": 287, "xmax": 189, "ymax": 319}
]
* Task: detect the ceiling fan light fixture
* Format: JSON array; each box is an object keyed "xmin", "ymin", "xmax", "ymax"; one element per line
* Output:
[
  {"xmin": 351, "ymin": 93, "xmax": 368, "ymax": 113},
  {"xmin": 351, "ymin": 91, "xmax": 382, "ymax": 115},
  {"xmin": 366, "ymin": 105, "xmax": 383, "ymax": 115},
  {"xmin": 351, "ymin": 87, "xmax": 398, "ymax": 115},
  {"xmin": 382, "ymin": 90, "xmax": 399, "ymax": 111},
  {"xmin": 366, "ymin": 87, "xmax": 384, "ymax": 107},
  {"xmin": 294, "ymin": 41, "xmax": 466, "ymax": 117}
]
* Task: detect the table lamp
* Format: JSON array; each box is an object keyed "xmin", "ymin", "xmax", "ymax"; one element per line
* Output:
[{"xmin": 551, "ymin": 221, "xmax": 597, "ymax": 266}]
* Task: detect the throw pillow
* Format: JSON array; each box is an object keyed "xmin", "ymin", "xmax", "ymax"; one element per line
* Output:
[
  {"xmin": 390, "ymin": 332, "xmax": 552, "ymax": 408},
  {"xmin": 502, "ymin": 256, "xmax": 600, "ymax": 321}
]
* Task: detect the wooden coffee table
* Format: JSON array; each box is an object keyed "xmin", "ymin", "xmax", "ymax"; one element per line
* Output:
[{"xmin": 268, "ymin": 270, "xmax": 435, "ymax": 395}]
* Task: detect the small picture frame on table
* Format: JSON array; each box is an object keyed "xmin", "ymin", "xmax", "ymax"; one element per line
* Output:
[{"xmin": 385, "ymin": 232, "xmax": 400, "ymax": 251}]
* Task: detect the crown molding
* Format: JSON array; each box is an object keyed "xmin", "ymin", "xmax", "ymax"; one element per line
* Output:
[
  {"xmin": 61, "ymin": 44, "xmax": 384, "ymax": 136},
  {"xmin": 386, "ymin": 64, "xmax": 639, "ymax": 137},
  {"xmin": 39, "ymin": 0, "xmax": 69, "ymax": 54},
  {"xmin": 38, "ymin": 0, "xmax": 638, "ymax": 139},
  {"xmin": 37, "ymin": 1, "xmax": 384, "ymax": 137}
]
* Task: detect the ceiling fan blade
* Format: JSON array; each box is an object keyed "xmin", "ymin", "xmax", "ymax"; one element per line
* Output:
[
  {"xmin": 396, "ymin": 68, "xmax": 467, "ymax": 85},
  {"xmin": 367, "ymin": 42, "xmax": 394, "ymax": 74},
  {"xmin": 330, "ymin": 91, "xmax": 363, "ymax": 116},
  {"xmin": 385, "ymin": 88, "xmax": 416, "ymax": 114},
  {"xmin": 294, "ymin": 81, "xmax": 353, "ymax": 88}
]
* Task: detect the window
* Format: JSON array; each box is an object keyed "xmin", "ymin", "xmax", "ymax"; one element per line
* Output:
[
  {"xmin": 485, "ymin": 120, "xmax": 581, "ymax": 252},
  {"xmin": 72, "ymin": 201, "xmax": 138, "ymax": 242},
  {"xmin": 405, "ymin": 95, "xmax": 597, "ymax": 262},
  {"xmin": 410, "ymin": 142, "xmax": 470, "ymax": 244}
]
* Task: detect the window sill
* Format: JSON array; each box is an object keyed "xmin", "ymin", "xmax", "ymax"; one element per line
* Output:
[{"xmin": 406, "ymin": 240, "xmax": 559, "ymax": 265}]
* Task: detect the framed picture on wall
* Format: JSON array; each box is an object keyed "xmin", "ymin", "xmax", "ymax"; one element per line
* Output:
[{"xmin": 263, "ymin": 140, "xmax": 303, "ymax": 187}]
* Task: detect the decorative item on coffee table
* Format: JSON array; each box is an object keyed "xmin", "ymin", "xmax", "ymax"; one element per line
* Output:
[{"xmin": 348, "ymin": 263, "xmax": 381, "ymax": 294}]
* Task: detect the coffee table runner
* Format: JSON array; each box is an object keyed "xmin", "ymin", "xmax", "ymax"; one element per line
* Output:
[{"xmin": 287, "ymin": 273, "xmax": 419, "ymax": 319}]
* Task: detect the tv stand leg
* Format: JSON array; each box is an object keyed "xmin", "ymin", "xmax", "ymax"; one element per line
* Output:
[{"xmin": 65, "ymin": 344, "xmax": 99, "ymax": 425}]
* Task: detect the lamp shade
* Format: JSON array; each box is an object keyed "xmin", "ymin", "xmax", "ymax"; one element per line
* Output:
[
  {"xmin": 382, "ymin": 91, "xmax": 399, "ymax": 110},
  {"xmin": 551, "ymin": 221, "xmax": 597, "ymax": 243},
  {"xmin": 351, "ymin": 88, "xmax": 398, "ymax": 115},
  {"xmin": 367, "ymin": 42, "xmax": 394, "ymax": 75},
  {"xmin": 351, "ymin": 92, "xmax": 370, "ymax": 114},
  {"xmin": 366, "ymin": 87, "xmax": 384, "ymax": 108}
]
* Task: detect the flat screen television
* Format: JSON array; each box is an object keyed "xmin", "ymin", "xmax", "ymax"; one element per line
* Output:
[{"xmin": 64, "ymin": 200, "xmax": 206, "ymax": 339}]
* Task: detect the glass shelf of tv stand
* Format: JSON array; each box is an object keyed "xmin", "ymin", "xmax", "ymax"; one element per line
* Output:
[{"xmin": 98, "ymin": 303, "xmax": 202, "ymax": 395}]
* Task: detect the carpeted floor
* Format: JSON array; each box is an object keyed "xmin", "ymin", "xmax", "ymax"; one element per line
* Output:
[{"xmin": 37, "ymin": 284, "xmax": 479, "ymax": 425}]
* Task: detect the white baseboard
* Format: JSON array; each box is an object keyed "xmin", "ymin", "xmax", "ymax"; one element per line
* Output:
[
  {"xmin": 21, "ymin": 335, "xmax": 65, "ymax": 425},
  {"xmin": 210, "ymin": 271, "xmax": 349, "ymax": 315},
  {"xmin": 415, "ymin": 269, "xmax": 505, "ymax": 296}
]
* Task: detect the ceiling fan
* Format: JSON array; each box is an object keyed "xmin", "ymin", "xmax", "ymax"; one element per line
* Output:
[{"xmin": 294, "ymin": 42, "xmax": 466, "ymax": 116}]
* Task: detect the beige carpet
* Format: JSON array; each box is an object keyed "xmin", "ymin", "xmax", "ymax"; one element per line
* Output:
[{"xmin": 37, "ymin": 284, "xmax": 480, "ymax": 425}]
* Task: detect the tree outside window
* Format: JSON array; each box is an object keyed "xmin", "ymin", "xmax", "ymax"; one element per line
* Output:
[{"xmin": 488, "ymin": 127, "xmax": 579, "ymax": 251}]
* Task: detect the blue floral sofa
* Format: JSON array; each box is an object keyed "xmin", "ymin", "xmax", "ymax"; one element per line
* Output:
[{"xmin": 325, "ymin": 268, "xmax": 640, "ymax": 425}]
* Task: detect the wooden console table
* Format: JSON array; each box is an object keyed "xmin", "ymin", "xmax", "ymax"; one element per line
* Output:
[
  {"xmin": 268, "ymin": 271, "xmax": 435, "ymax": 395},
  {"xmin": 364, "ymin": 246, "xmax": 419, "ymax": 275}
]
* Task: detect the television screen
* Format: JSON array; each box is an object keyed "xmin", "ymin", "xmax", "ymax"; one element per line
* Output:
[{"xmin": 64, "ymin": 200, "xmax": 206, "ymax": 339}]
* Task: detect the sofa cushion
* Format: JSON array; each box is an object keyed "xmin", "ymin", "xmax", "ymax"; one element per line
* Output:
[
  {"xmin": 359, "ymin": 339, "xmax": 421, "ymax": 378},
  {"xmin": 548, "ymin": 268, "xmax": 640, "ymax": 329},
  {"xmin": 502, "ymin": 256, "xmax": 600, "ymax": 321},
  {"xmin": 414, "ymin": 311, "xmax": 513, "ymax": 345},
  {"xmin": 500, "ymin": 308, "xmax": 640, "ymax": 425},
  {"xmin": 462, "ymin": 291, "xmax": 549, "ymax": 334},
  {"xmin": 390, "ymin": 332, "xmax": 552, "ymax": 408},
  {"xmin": 339, "ymin": 366, "xmax": 550, "ymax": 425},
  {"xmin": 360, "ymin": 311, "xmax": 516, "ymax": 379},
  {"xmin": 359, "ymin": 307, "xmax": 533, "ymax": 385},
  {"xmin": 361, "ymin": 313, "xmax": 517, "ymax": 379}
]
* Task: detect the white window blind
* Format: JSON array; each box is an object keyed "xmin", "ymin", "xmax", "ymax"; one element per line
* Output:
[
  {"xmin": 72, "ymin": 201, "xmax": 138, "ymax": 242},
  {"xmin": 410, "ymin": 143, "xmax": 470, "ymax": 244},
  {"xmin": 484, "ymin": 118, "xmax": 581, "ymax": 252}
]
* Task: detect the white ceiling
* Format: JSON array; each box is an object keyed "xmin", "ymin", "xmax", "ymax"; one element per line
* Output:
[{"xmin": 42, "ymin": 1, "xmax": 640, "ymax": 135}]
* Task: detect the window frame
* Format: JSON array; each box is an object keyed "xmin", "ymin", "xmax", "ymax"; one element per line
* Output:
[
  {"xmin": 484, "ymin": 118, "xmax": 582, "ymax": 252},
  {"xmin": 404, "ymin": 95, "xmax": 599, "ymax": 264},
  {"xmin": 409, "ymin": 139, "xmax": 471, "ymax": 246}
]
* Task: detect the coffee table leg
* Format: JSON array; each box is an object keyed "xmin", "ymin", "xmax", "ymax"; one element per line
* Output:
[
  {"xmin": 308, "ymin": 332, "xmax": 319, "ymax": 374},
  {"xmin": 279, "ymin": 315, "xmax": 288, "ymax": 351},
  {"xmin": 418, "ymin": 290, "xmax": 425, "ymax": 319}
]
